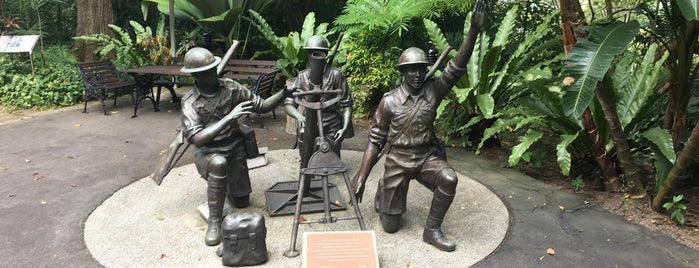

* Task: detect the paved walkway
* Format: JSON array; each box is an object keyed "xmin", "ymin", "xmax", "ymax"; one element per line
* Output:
[{"xmin": 1, "ymin": 94, "xmax": 698, "ymax": 267}]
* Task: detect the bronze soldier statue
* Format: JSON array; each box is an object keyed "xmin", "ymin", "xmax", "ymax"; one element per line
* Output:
[
  {"xmin": 351, "ymin": 1, "xmax": 485, "ymax": 252},
  {"xmin": 179, "ymin": 47, "xmax": 291, "ymax": 246},
  {"xmin": 284, "ymin": 35, "xmax": 354, "ymax": 159}
]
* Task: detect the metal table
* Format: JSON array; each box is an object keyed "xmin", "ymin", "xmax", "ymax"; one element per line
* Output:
[{"xmin": 123, "ymin": 65, "xmax": 190, "ymax": 117}]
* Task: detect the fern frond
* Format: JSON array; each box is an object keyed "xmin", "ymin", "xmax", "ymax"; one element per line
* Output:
[
  {"xmin": 245, "ymin": 10, "xmax": 282, "ymax": 54},
  {"xmin": 107, "ymin": 24, "xmax": 132, "ymax": 46}
]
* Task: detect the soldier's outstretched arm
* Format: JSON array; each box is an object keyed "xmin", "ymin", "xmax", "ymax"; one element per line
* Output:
[
  {"xmin": 453, "ymin": 0, "xmax": 486, "ymax": 69},
  {"xmin": 259, "ymin": 80, "xmax": 297, "ymax": 113}
]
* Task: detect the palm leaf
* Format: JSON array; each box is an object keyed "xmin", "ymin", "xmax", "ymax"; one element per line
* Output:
[
  {"xmin": 562, "ymin": 21, "xmax": 640, "ymax": 118},
  {"xmin": 677, "ymin": 0, "xmax": 699, "ymax": 20}
]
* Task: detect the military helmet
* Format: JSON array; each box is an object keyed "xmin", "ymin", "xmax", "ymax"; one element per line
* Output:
[
  {"xmin": 303, "ymin": 35, "xmax": 330, "ymax": 51},
  {"xmin": 180, "ymin": 47, "xmax": 221, "ymax": 73},
  {"xmin": 396, "ymin": 47, "xmax": 429, "ymax": 68}
]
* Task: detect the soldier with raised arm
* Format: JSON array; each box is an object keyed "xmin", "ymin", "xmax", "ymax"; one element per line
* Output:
[
  {"xmin": 179, "ymin": 47, "xmax": 292, "ymax": 246},
  {"xmin": 351, "ymin": 1, "xmax": 485, "ymax": 252}
]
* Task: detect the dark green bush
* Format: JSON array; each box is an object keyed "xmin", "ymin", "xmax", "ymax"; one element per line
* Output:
[
  {"xmin": 342, "ymin": 35, "xmax": 400, "ymax": 118},
  {"xmin": 0, "ymin": 46, "xmax": 83, "ymax": 110}
]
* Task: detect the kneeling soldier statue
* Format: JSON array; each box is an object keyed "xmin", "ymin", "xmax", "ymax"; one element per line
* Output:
[
  {"xmin": 351, "ymin": 1, "xmax": 484, "ymax": 252},
  {"xmin": 179, "ymin": 47, "xmax": 292, "ymax": 246}
]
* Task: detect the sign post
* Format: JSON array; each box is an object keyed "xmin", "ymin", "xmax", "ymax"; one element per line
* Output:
[{"xmin": 0, "ymin": 35, "xmax": 40, "ymax": 74}]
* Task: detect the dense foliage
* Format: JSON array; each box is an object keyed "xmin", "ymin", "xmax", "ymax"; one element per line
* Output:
[
  {"xmin": 1, "ymin": 0, "xmax": 698, "ymax": 216},
  {"xmin": 0, "ymin": 46, "xmax": 83, "ymax": 110},
  {"xmin": 73, "ymin": 16, "xmax": 171, "ymax": 69}
]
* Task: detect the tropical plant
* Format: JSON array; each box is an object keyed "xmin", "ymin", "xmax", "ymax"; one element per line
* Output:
[
  {"xmin": 245, "ymin": 10, "xmax": 329, "ymax": 78},
  {"xmin": 649, "ymin": 0, "xmax": 699, "ymax": 210},
  {"xmin": 561, "ymin": 20, "xmax": 647, "ymax": 195},
  {"xmin": 73, "ymin": 16, "xmax": 171, "ymax": 68},
  {"xmin": 342, "ymin": 33, "xmax": 400, "ymax": 116},
  {"xmin": 424, "ymin": 5, "xmax": 577, "ymax": 174},
  {"xmin": 571, "ymin": 176, "xmax": 585, "ymax": 191},
  {"xmin": 0, "ymin": 45, "xmax": 83, "ymax": 109},
  {"xmin": 141, "ymin": 0, "xmax": 275, "ymax": 47},
  {"xmin": 663, "ymin": 194, "xmax": 687, "ymax": 225},
  {"xmin": 332, "ymin": 0, "xmax": 466, "ymax": 116},
  {"xmin": 333, "ymin": 0, "xmax": 447, "ymax": 42}
]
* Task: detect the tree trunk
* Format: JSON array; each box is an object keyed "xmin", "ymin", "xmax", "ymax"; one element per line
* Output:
[
  {"xmin": 595, "ymin": 83, "xmax": 645, "ymax": 196},
  {"xmin": 73, "ymin": 0, "xmax": 115, "ymax": 62},
  {"xmin": 652, "ymin": 117, "xmax": 699, "ymax": 211},
  {"xmin": 665, "ymin": 4, "xmax": 699, "ymax": 153},
  {"xmin": 559, "ymin": 0, "xmax": 622, "ymax": 192},
  {"xmin": 581, "ymin": 108, "xmax": 622, "ymax": 192}
]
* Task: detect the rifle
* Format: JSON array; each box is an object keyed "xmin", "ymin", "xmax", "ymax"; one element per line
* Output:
[
  {"xmin": 424, "ymin": 46, "xmax": 452, "ymax": 82},
  {"xmin": 326, "ymin": 32, "xmax": 344, "ymax": 65}
]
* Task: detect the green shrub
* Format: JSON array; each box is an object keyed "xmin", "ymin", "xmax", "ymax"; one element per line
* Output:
[
  {"xmin": 0, "ymin": 46, "xmax": 83, "ymax": 110},
  {"xmin": 342, "ymin": 35, "xmax": 400, "ymax": 117}
]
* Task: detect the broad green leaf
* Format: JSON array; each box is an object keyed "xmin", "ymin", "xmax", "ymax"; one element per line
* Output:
[
  {"xmin": 476, "ymin": 94, "xmax": 494, "ymax": 118},
  {"xmin": 493, "ymin": 6, "xmax": 518, "ymax": 48},
  {"xmin": 476, "ymin": 119, "xmax": 506, "ymax": 154},
  {"xmin": 640, "ymin": 127, "xmax": 676, "ymax": 164},
  {"xmin": 301, "ymin": 13, "xmax": 316, "ymax": 42},
  {"xmin": 648, "ymin": 143, "xmax": 673, "ymax": 192},
  {"xmin": 562, "ymin": 21, "xmax": 640, "ymax": 118},
  {"xmin": 508, "ymin": 129, "xmax": 543, "ymax": 167},
  {"xmin": 674, "ymin": 194, "xmax": 684, "ymax": 203},
  {"xmin": 677, "ymin": 0, "xmax": 699, "ymax": 20},
  {"xmin": 556, "ymin": 133, "xmax": 578, "ymax": 176}
]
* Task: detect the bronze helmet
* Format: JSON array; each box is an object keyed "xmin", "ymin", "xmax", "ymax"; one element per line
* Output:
[
  {"xmin": 396, "ymin": 47, "xmax": 429, "ymax": 68},
  {"xmin": 180, "ymin": 47, "xmax": 221, "ymax": 73},
  {"xmin": 303, "ymin": 35, "xmax": 330, "ymax": 51}
]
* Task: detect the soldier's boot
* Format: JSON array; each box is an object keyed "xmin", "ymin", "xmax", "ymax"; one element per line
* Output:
[
  {"xmin": 227, "ymin": 181, "xmax": 250, "ymax": 209},
  {"xmin": 205, "ymin": 174, "xmax": 226, "ymax": 246},
  {"xmin": 423, "ymin": 187, "xmax": 456, "ymax": 252}
]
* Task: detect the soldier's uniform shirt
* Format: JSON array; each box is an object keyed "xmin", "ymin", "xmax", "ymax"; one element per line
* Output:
[
  {"xmin": 369, "ymin": 61, "xmax": 465, "ymax": 215},
  {"xmin": 181, "ymin": 78, "xmax": 263, "ymax": 197}
]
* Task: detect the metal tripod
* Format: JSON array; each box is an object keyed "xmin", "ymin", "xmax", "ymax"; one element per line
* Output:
[{"xmin": 284, "ymin": 88, "xmax": 366, "ymax": 258}]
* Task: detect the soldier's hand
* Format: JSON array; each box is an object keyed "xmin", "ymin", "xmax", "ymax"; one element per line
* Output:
[
  {"xmin": 284, "ymin": 79, "xmax": 298, "ymax": 98},
  {"xmin": 295, "ymin": 115, "xmax": 306, "ymax": 129},
  {"xmin": 351, "ymin": 174, "xmax": 366, "ymax": 204},
  {"xmin": 226, "ymin": 100, "xmax": 252, "ymax": 121},
  {"xmin": 471, "ymin": 0, "xmax": 486, "ymax": 30},
  {"xmin": 333, "ymin": 128, "xmax": 346, "ymax": 144}
]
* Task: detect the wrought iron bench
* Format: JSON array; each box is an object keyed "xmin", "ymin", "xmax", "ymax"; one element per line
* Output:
[
  {"xmin": 220, "ymin": 59, "xmax": 282, "ymax": 128},
  {"xmin": 76, "ymin": 60, "xmax": 136, "ymax": 115}
]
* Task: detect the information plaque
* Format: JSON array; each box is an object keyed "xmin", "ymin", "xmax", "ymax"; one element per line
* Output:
[
  {"xmin": 0, "ymin": 35, "xmax": 41, "ymax": 73},
  {"xmin": 303, "ymin": 231, "xmax": 379, "ymax": 268}
]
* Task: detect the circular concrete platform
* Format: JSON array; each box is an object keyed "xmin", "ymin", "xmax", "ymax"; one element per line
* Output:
[{"xmin": 85, "ymin": 150, "xmax": 508, "ymax": 267}]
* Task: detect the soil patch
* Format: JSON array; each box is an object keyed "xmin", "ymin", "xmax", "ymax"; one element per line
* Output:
[{"xmin": 478, "ymin": 136, "xmax": 699, "ymax": 251}]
